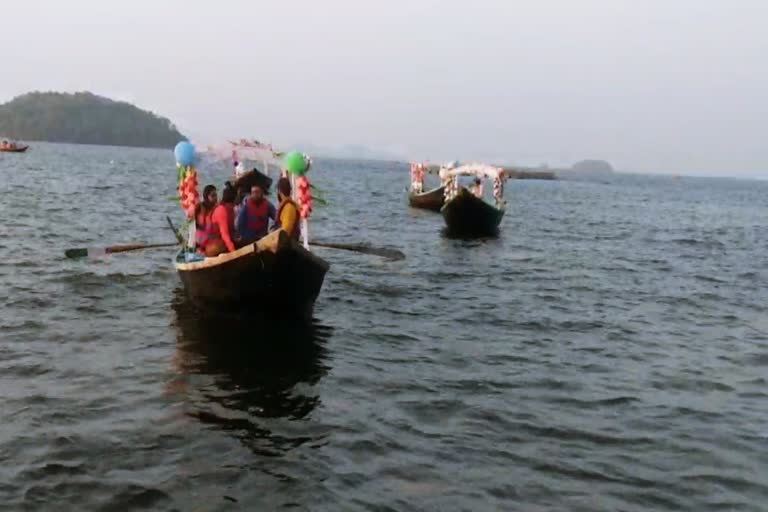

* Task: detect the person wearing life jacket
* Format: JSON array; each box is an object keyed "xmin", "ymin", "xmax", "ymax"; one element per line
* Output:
[
  {"xmin": 469, "ymin": 177, "xmax": 483, "ymax": 198},
  {"xmin": 236, "ymin": 183, "xmax": 276, "ymax": 245},
  {"xmin": 203, "ymin": 182, "xmax": 239, "ymax": 256},
  {"xmin": 233, "ymin": 185, "xmax": 248, "ymax": 220},
  {"xmin": 194, "ymin": 185, "xmax": 219, "ymax": 254},
  {"xmin": 272, "ymin": 177, "xmax": 300, "ymax": 240}
]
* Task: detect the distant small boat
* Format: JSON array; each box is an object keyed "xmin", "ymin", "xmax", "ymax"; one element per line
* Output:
[
  {"xmin": 408, "ymin": 186, "xmax": 445, "ymax": 212},
  {"xmin": 407, "ymin": 162, "xmax": 445, "ymax": 212},
  {"xmin": 0, "ymin": 144, "xmax": 28, "ymax": 153},
  {"xmin": 442, "ymin": 187, "xmax": 504, "ymax": 237}
]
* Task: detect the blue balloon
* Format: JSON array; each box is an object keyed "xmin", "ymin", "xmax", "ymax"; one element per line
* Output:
[{"xmin": 174, "ymin": 141, "xmax": 196, "ymax": 166}]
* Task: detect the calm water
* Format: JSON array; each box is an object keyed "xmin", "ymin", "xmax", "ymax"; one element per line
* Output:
[{"xmin": 1, "ymin": 143, "xmax": 768, "ymax": 511}]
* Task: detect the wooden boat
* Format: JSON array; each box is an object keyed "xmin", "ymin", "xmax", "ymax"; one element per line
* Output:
[
  {"xmin": 441, "ymin": 187, "xmax": 504, "ymax": 237},
  {"xmin": 0, "ymin": 145, "xmax": 28, "ymax": 153},
  {"xmin": 437, "ymin": 162, "xmax": 509, "ymax": 237},
  {"xmin": 174, "ymin": 229, "xmax": 329, "ymax": 318},
  {"xmin": 408, "ymin": 186, "xmax": 445, "ymax": 211}
]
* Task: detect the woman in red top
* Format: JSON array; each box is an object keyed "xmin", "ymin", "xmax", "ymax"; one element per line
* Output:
[
  {"xmin": 195, "ymin": 185, "xmax": 218, "ymax": 253},
  {"xmin": 208, "ymin": 182, "xmax": 238, "ymax": 254}
]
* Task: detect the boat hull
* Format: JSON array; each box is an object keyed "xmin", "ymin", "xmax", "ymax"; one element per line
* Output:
[
  {"xmin": 0, "ymin": 146, "xmax": 28, "ymax": 153},
  {"xmin": 174, "ymin": 230, "xmax": 329, "ymax": 318},
  {"xmin": 441, "ymin": 188, "xmax": 504, "ymax": 237},
  {"xmin": 408, "ymin": 186, "xmax": 445, "ymax": 211}
]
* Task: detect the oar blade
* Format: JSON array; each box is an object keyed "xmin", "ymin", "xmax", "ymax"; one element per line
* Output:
[
  {"xmin": 64, "ymin": 243, "xmax": 176, "ymax": 259},
  {"xmin": 64, "ymin": 247, "xmax": 106, "ymax": 259},
  {"xmin": 311, "ymin": 241, "xmax": 405, "ymax": 261},
  {"xmin": 65, "ymin": 248, "xmax": 88, "ymax": 259}
]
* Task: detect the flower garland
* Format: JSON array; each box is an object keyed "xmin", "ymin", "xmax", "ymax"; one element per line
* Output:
[
  {"xmin": 296, "ymin": 175, "xmax": 313, "ymax": 219},
  {"xmin": 442, "ymin": 175, "xmax": 459, "ymax": 201},
  {"xmin": 177, "ymin": 165, "xmax": 199, "ymax": 219},
  {"xmin": 493, "ymin": 177, "xmax": 505, "ymax": 208}
]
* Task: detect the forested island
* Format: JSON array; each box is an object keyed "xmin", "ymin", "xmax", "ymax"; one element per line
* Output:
[
  {"xmin": 0, "ymin": 91, "xmax": 185, "ymax": 148},
  {"xmin": 570, "ymin": 159, "xmax": 615, "ymax": 174}
]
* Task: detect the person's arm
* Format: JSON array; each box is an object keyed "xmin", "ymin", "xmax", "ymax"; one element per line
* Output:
[
  {"xmin": 281, "ymin": 203, "xmax": 298, "ymax": 236},
  {"xmin": 268, "ymin": 201, "xmax": 277, "ymax": 221},
  {"xmin": 213, "ymin": 207, "xmax": 236, "ymax": 252}
]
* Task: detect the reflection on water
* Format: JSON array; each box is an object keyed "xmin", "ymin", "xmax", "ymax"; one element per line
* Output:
[
  {"xmin": 441, "ymin": 227, "xmax": 500, "ymax": 241},
  {"xmin": 169, "ymin": 289, "xmax": 332, "ymax": 456}
]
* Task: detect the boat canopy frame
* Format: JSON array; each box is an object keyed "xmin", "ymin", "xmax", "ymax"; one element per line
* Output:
[{"xmin": 438, "ymin": 162, "xmax": 508, "ymax": 208}]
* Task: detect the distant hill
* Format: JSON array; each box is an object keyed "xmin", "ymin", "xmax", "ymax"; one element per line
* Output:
[
  {"xmin": 553, "ymin": 159, "xmax": 615, "ymax": 180},
  {"xmin": 570, "ymin": 159, "xmax": 615, "ymax": 174},
  {"xmin": 0, "ymin": 91, "xmax": 185, "ymax": 148}
]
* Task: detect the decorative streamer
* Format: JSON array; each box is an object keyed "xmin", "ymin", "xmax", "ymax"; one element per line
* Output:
[{"xmin": 295, "ymin": 175, "xmax": 313, "ymax": 250}]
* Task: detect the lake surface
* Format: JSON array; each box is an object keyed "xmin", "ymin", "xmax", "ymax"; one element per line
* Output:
[{"xmin": 1, "ymin": 143, "xmax": 767, "ymax": 511}]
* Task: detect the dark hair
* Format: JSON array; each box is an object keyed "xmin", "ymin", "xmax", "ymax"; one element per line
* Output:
[
  {"xmin": 277, "ymin": 177, "xmax": 292, "ymax": 197},
  {"xmin": 202, "ymin": 185, "xmax": 217, "ymax": 209},
  {"xmin": 221, "ymin": 182, "xmax": 236, "ymax": 204},
  {"xmin": 474, "ymin": 178, "xmax": 481, "ymax": 185}
]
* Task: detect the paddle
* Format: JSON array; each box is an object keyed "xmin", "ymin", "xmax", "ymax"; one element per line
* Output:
[
  {"xmin": 310, "ymin": 240, "xmax": 405, "ymax": 261},
  {"xmin": 166, "ymin": 213, "xmax": 402, "ymax": 261},
  {"xmin": 166, "ymin": 216, "xmax": 185, "ymax": 244},
  {"xmin": 65, "ymin": 242, "xmax": 179, "ymax": 259}
]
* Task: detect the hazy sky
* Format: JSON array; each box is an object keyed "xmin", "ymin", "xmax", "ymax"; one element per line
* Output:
[{"xmin": 2, "ymin": 0, "xmax": 766, "ymax": 175}]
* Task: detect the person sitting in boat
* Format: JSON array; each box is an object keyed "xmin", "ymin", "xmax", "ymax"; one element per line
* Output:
[
  {"xmin": 469, "ymin": 177, "xmax": 484, "ymax": 198},
  {"xmin": 272, "ymin": 177, "xmax": 300, "ymax": 240},
  {"xmin": 207, "ymin": 182, "xmax": 239, "ymax": 255},
  {"xmin": 233, "ymin": 185, "xmax": 247, "ymax": 218},
  {"xmin": 194, "ymin": 185, "xmax": 218, "ymax": 254},
  {"xmin": 236, "ymin": 183, "xmax": 276, "ymax": 245}
]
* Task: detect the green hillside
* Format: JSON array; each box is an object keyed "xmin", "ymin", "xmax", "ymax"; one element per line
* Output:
[{"xmin": 0, "ymin": 91, "xmax": 185, "ymax": 148}]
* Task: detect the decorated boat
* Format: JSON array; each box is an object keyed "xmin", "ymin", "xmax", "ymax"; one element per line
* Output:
[
  {"xmin": 407, "ymin": 162, "xmax": 445, "ymax": 211},
  {"xmin": 170, "ymin": 140, "xmax": 328, "ymax": 316},
  {"xmin": 439, "ymin": 163, "xmax": 508, "ymax": 237},
  {"xmin": 0, "ymin": 142, "xmax": 28, "ymax": 153}
]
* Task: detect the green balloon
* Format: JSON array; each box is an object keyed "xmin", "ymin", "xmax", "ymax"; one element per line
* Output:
[{"xmin": 284, "ymin": 151, "xmax": 308, "ymax": 175}]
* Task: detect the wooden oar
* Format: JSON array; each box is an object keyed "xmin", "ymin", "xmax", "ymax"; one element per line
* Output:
[
  {"xmin": 310, "ymin": 240, "xmax": 405, "ymax": 261},
  {"xmin": 166, "ymin": 216, "xmax": 185, "ymax": 244},
  {"xmin": 65, "ymin": 242, "xmax": 179, "ymax": 259}
]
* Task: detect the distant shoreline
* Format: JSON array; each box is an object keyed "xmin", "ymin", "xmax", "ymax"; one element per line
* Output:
[
  {"xmin": 10, "ymin": 141, "xmax": 765, "ymax": 180},
  {"xmin": 2, "ymin": 138, "xmax": 175, "ymax": 151}
]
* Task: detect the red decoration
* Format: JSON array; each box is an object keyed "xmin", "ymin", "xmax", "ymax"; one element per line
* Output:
[
  {"xmin": 296, "ymin": 176, "xmax": 312, "ymax": 219},
  {"xmin": 178, "ymin": 166, "xmax": 199, "ymax": 219}
]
